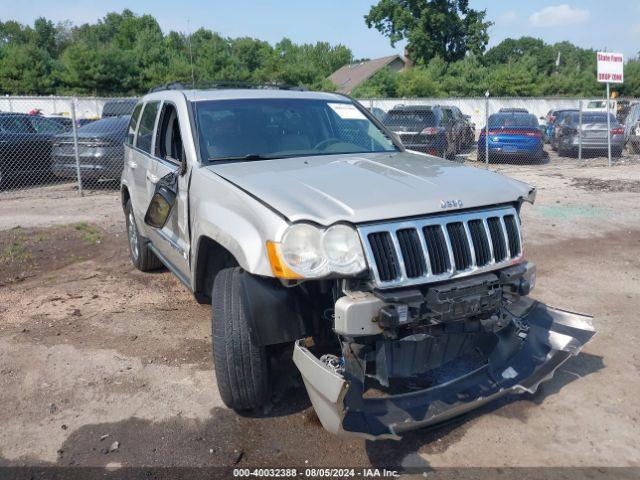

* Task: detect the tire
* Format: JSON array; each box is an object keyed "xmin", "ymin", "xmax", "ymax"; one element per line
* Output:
[
  {"xmin": 124, "ymin": 199, "xmax": 163, "ymax": 271},
  {"xmin": 212, "ymin": 267, "xmax": 271, "ymax": 410}
]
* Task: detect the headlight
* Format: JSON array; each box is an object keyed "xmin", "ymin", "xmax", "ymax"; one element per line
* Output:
[
  {"xmin": 268, "ymin": 223, "xmax": 366, "ymax": 279},
  {"xmin": 280, "ymin": 224, "xmax": 327, "ymax": 276},
  {"xmin": 322, "ymin": 225, "xmax": 365, "ymax": 274}
]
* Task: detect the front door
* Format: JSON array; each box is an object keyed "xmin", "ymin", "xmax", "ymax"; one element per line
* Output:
[
  {"xmin": 145, "ymin": 101, "xmax": 191, "ymax": 280},
  {"xmin": 129, "ymin": 101, "xmax": 160, "ymax": 220}
]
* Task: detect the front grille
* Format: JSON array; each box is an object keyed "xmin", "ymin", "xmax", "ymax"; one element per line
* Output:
[
  {"xmin": 367, "ymin": 232, "xmax": 399, "ymax": 282},
  {"xmin": 396, "ymin": 228, "xmax": 426, "ymax": 278},
  {"xmin": 359, "ymin": 207, "xmax": 522, "ymax": 288},
  {"xmin": 423, "ymin": 225, "xmax": 450, "ymax": 274},
  {"xmin": 504, "ymin": 215, "xmax": 521, "ymax": 259}
]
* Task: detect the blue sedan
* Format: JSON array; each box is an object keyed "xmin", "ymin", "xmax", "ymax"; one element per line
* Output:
[{"xmin": 478, "ymin": 113, "xmax": 544, "ymax": 162}]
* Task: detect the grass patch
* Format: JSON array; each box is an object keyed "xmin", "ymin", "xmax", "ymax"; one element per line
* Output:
[
  {"xmin": 74, "ymin": 222, "xmax": 103, "ymax": 245},
  {"xmin": 0, "ymin": 228, "xmax": 31, "ymax": 263}
]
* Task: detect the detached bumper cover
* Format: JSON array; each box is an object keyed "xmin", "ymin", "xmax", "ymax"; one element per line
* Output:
[{"xmin": 293, "ymin": 300, "xmax": 595, "ymax": 440}]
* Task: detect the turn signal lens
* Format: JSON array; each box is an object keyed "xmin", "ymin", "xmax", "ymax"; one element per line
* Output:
[{"xmin": 266, "ymin": 241, "xmax": 303, "ymax": 280}]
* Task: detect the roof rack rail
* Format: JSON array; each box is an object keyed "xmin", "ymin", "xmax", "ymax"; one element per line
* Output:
[{"xmin": 147, "ymin": 81, "xmax": 308, "ymax": 93}]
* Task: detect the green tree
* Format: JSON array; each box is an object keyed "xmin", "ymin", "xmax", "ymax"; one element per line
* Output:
[{"xmin": 365, "ymin": 0, "xmax": 492, "ymax": 64}]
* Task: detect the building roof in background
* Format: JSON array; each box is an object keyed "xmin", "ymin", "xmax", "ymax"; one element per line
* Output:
[{"xmin": 329, "ymin": 55, "xmax": 406, "ymax": 94}]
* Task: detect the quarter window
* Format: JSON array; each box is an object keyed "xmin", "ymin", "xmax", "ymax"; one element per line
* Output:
[
  {"xmin": 135, "ymin": 101, "xmax": 160, "ymax": 153},
  {"xmin": 127, "ymin": 103, "xmax": 143, "ymax": 145}
]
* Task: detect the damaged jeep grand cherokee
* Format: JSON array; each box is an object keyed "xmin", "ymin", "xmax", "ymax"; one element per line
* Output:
[{"xmin": 121, "ymin": 85, "xmax": 595, "ymax": 439}]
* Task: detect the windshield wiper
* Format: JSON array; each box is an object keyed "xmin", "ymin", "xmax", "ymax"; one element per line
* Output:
[{"xmin": 209, "ymin": 153, "xmax": 277, "ymax": 163}]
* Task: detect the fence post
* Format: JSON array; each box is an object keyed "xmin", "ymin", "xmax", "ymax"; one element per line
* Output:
[
  {"xmin": 8, "ymin": 97, "xmax": 13, "ymax": 112},
  {"xmin": 70, "ymin": 99, "xmax": 84, "ymax": 197},
  {"xmin": 484, "ymin": 91, "xmax": 490, "ymax": 166},
  {"xmin": 578, "ymin": 100, "xmax": 583, "ymax": 163},
  {"xmin": 606, "ymin": 83, "xmax": 612, "ymax": 167}
]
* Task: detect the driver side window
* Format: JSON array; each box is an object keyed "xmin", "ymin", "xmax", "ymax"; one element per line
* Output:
[{"xmin": 155, "ymin": 103, "xmax": 184, "ymax": 164}]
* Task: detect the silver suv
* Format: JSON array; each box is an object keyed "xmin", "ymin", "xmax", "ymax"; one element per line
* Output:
[{"xmin": 121, "ymin": 86, "xmax": 595, "ymax": 439}]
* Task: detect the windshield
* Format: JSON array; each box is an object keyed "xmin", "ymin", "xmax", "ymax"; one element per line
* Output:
[
  {"xmin": 384, "ymin": 110, "xmax": 438, "ymax": 129},
  {"xmin": 193, "ymin": 98, "xmax": 397, "ymax": 162},
  {"xmin": 77, "ymin": 116, "xmax": 130, "ymax": 135},
  {"xmin": 489, "ymin": 114, "xmax": 538, "ymax": 128},
  {"xmin": 569, "ymin": 113, "xmax": 617, "ymax": 124}
]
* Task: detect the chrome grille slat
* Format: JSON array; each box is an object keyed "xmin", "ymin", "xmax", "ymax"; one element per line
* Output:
[
  {"xmin": 358, "ymin": 206, "xmax": 523, "ymax": 289},
  {"xmin": 498, "ymin": 216, "xmax": 512, "ymax": 260}
]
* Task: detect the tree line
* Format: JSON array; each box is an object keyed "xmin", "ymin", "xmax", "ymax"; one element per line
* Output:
[
  {"xmin": 0, "ymin": 8, "xmax": 638, "ymax": 98},
  {"xmin": 0, "ymin": 10, "xmax": 349, "ymax": 95}
]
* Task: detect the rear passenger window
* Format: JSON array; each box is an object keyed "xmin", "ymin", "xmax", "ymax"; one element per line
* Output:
[
  {"xmin": 135, "ymin": 101, "xmax": 160, "ymax": 153},
  {"xmin": 127, "ymin": 103, "xmax": 143, "ymax": 145}
]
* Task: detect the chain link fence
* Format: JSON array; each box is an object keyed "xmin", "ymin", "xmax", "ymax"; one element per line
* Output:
[
  {"xmin": 0, "ymin": 96, "xmax": 136, "ymax": 197},
  {"xmin": 1, "ymin": 95, "xmax": 639, "ymax": 199}
]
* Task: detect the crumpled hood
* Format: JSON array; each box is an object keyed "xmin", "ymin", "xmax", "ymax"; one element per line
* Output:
[{"xmin": 206, "ymin": 152, "xmax": 534, "ymax": 225}]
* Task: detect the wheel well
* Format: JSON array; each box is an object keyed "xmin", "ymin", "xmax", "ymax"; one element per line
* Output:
[
  {"xmin": 121, "ymin": 185, "xmax": 131, "ymax": 210},
  {"xmin": 194, "ymin": 236, "xmax": 239, "ymax": 304}
]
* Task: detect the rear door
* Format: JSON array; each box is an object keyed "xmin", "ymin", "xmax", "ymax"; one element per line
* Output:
[
  {"xmin": 145, "ymin": 101, "xmax": 191, "ymax": 280},
  {"xmin": 129, "ymin": 101, "xmax": 160, "ymax": 220}
]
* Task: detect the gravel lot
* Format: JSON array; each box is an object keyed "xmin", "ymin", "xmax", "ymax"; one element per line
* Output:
[{"xmin": 1, "ymin": 157, "xmax": 639, "ymax": 476}]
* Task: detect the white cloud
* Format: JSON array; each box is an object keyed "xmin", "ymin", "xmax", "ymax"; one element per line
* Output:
[
  {"xmin": 497, "ymin": 11, "xmax": 519, "ymax": 26},
  {"xmin": 529, "ymin": 4, "xmax": 590, "ymax": 28}
]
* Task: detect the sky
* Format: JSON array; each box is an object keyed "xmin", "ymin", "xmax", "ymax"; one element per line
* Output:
[{"xmin": 2, "ymin": 0, "xmax": 639, "ymax": 60}]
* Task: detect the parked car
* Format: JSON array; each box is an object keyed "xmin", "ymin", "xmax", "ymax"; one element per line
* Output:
[
  {"xmin": 52, "ymin": 115, "xmax": 130, "ymax": 182},
  {"xmin": 555, "ymin": 111, "xmax": 625, "ymax": 157},
  {"xmin": 585, "ymin": 99, "xmax": 616, "ymax": 112},
  {"xmin": 101, "ymin": 99, "xmax": 138, "ymax": 118},
  {"xmin": 477, "ymin": 112, "xmax": 544, "ymax": 162},
  {"xmin": 0, "ymin": 113, "xmax": 54, "ymax": 188},
  {"xmin": 548, "ymin": 110, "xmax": 579, "ymax": 150},
  {"xmin": 540, "ymin": 109, "xmax": 577, "ymax": 144},
  {"xmin": 120, "ymin": 86, "xmax": 595, "ymax": 439},
  {"xmin": 383, "ymin": 105, "xmax": 472, "ymax": 158},
  {"xmin": 624, "ymin": 102, "xmax": 640, "ymax": 154}
]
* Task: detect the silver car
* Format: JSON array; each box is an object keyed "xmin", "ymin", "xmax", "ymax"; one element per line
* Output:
[
  {"xmin": 556, "ymin": 111, "xmax": 625, "ymax": 157},
  {"xmin": 120, "ymin": 86, "xmax": 595, "ymax": 439},
  {"xmin": 624, "ymin": 103, "xmax": 640, "ymax": 154}
]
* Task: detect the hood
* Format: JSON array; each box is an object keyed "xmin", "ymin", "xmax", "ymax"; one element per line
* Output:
[{"xmin": 206, "ymin": 152, "xmax": 534, "ymax": 225}]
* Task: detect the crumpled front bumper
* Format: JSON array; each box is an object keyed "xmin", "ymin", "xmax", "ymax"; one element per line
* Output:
[{"xmin": 293, "ymin": 300, "xmax": 595, "ymax": 440}]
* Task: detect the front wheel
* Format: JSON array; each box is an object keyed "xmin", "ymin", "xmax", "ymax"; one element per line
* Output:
[
  {"xmin": 212, "ymin": 267, "xmax": 271, "ymax": 410},
  {"xmin": 124, "ymin": 199, "xmax": 163, "ymax": 271}
]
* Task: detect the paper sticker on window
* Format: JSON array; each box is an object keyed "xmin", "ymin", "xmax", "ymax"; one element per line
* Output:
[{"xmin": 328, "ymin": 103, "xmax": 366, "ymax": 120}]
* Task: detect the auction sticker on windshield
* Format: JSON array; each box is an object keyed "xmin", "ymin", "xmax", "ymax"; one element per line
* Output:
[{"xmin": 329, "ymin": 103, "xmax": 366, "ymax": 120}]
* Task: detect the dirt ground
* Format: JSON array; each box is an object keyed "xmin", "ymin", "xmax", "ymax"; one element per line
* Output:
[{"xmin": 1, "ymin": 160, "xmax": 640, "ymax": 476}]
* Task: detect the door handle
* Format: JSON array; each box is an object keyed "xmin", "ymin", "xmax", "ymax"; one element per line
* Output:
[
  {"xmin": 127, "ymin": 160, "xmax": 137, "ymax": 169},
  {"xmin": 146, "ymin": 172, "xmax": 159, "ymax": 184}
]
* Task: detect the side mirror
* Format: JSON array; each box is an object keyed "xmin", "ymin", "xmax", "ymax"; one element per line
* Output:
[{"xmin": 144, "ymin": 173, "xmax": 178, "ymax": 229}]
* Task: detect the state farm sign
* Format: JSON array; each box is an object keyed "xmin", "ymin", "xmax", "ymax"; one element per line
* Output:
[{"xmin": 597, "ymin": 52, "xmax": 624, "ymax": 83}]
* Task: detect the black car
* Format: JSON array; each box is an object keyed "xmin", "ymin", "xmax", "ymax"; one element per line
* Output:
[
  {"xmin": 52, "ymin": 115, "xmax": 130, "ymax": 182},
  {"xmin": 383, "ymin": 105, "xmax": 473, "ymax": 158},
  {"xmin": 0, "ymin": 113, "xmax": 55, "ymax": 188}
]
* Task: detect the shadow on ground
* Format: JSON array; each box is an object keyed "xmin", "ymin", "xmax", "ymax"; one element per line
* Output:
[{"xmin": 0, "ymin": 352, "xmax": 602, "ymax": 472}]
